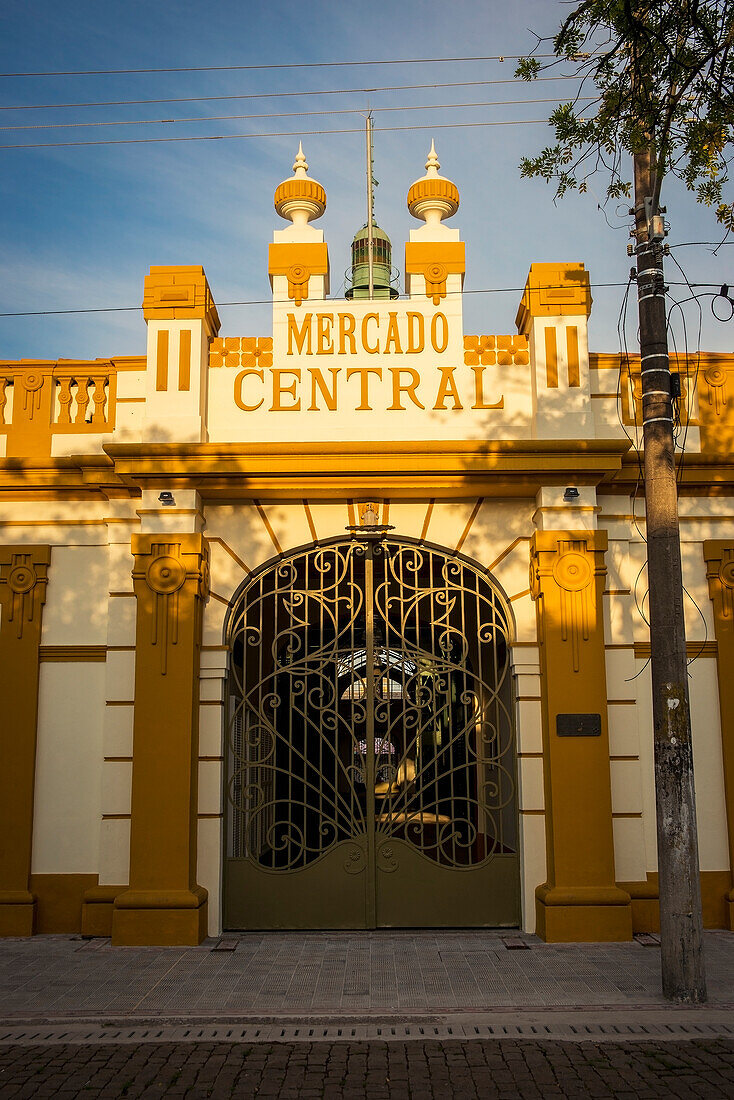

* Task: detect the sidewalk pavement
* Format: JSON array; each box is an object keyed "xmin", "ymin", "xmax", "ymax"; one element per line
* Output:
[
  {"xmin": 0, "ymin": 930, "xmax": 732, "ymax": 1097},
  {"xmin": 1, "ymin": 929, "xmax": 733, "ymax": 1019}
]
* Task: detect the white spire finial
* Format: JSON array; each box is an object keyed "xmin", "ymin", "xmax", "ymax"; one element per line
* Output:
[
  {"xmin": 293, "ymin": 142, "xmax": 308, "ymax": 177},
  {"xmin": 425, "ymin": 140, "xmax": 440, "ymax": 176},
  {"xmin": 407, "ymin": 140, "xmax": 459, "ymax": 226},
  {"xmin": 274, "ymin": 142, "xmax": 326, "ymax": 226}
]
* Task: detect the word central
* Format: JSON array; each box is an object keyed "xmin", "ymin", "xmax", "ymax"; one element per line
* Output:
[
  {"xmin": 234, "ymin": 365, "xmax": 504, "ymax": 413},
  {"xmin": 287, "ymin": 311, "xmax": 449, "ymax": 356}
]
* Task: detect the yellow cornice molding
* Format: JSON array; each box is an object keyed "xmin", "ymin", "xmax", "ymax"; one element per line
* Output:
[
  {"xmin": 0, "ymin": 453, "xmax": 122, "ymax": 498},
  {"xmin": 111, "ymin": 356, "xmax": 146, "ymax": 371},
  {"xmin": 100, "ymin": 438, "xmax": 631, "ymax": 498},
  {"xmin": 103, "ymin": 437, "xmax": 630, "ymax": 477},
  {"xmin": 618, "ymin": 452, "xmax": 734, "ymax": 490},
  {"xmin": 0, "ymin": 438, "xmax": 632, "ymax": 498},
  {"xmin": 103, "ymin": 438, "xmax": 631, "ymax": 460}
]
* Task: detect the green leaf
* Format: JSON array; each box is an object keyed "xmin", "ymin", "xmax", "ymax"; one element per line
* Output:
[{"xmin": 515, "ymin": 57, "xmax": 540, "ymax": 81}]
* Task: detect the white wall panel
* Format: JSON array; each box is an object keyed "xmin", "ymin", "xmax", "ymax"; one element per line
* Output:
[{"xmin": 32, "ymin": 662, "xmax": 105, "ymax": 873}]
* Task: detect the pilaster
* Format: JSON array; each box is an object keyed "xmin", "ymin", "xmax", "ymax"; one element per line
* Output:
[
  {"xmin": 516, "ymin": 263, "xmax": 594, "ymax": 439},
  {"xmin": 112, "ymin": 532, "xmax": 209, "ymax": 945},
  {"xmin": 703, "ymin": 540, "xmax": 734, "ymax": 929},
  {"xmin": 0, "ymin": 546, "xmax": 50, "ymax": 935},
  {"xmin": 141, "ymin": 265, "xmax": 220, "ymax": 443},
  {"xmin": 530, "ymin": 530, "xmax": 632, "ymax": 941}
]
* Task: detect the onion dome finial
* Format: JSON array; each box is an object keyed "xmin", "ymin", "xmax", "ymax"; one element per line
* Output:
[
  {"xmin": 274, "ymin": 142, "xmax": 327, "ymax": 226},
  {"xmin": 407, "ymin": 140, "xmax": 460, "ymax": 225}
]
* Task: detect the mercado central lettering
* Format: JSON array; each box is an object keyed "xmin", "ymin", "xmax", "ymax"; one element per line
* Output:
[
  {"xmin": 235, "ymin": 307, "xmax": 503, "ymax": 413},
  {"xmin": 2, "ymin": 141, "xmax": 734, "ymax": 950}
]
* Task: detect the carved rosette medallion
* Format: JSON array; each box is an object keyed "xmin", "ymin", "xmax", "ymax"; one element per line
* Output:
[
  {"xmin": 424, "ymin": 262, "xmax": 448, "ymax": 305},
  {"xmin": 704, "ymin": 365, "xmax": 728, "ymax": 416},
  {"xmin": 133, "ymin": 537, "xmax": 209, "ymax": 675},
  {"xmin": 720, "ymin": 559, "xmax": 734, "ymax": 592},
  {"xmin": 287, "ymin": 264, "xmax": 310, "ymax": 307},
  {"xmin": 8, "ymin": 564, "xmax": 36, "ymax": 595},
  {"xmin": 147, "ymin": 556, "xmax": 186, "ymax": 595},
  {"xmin": 705, "ymin": 544, "xmax": 734, "ymax": 626},
  {"xmin": 531, "ymin": 535, "xmax": 604, "ymax": 674},
  {"xmin": 704, "ymin": 544, "xmax": 734, "ymax": 624},
  {"xmin": 529, "ymin": 556, "xmax": 541, "ymax": 602},
  {"xmin": 20, "ymin": 370, "xmax": 46, "ymax": 419},
  {"xmin": 552, "ymin": 551, "xmax": 592, "ymax": 593},
  {"xmin": 0, "ymin": 548, "xmax": 50, "ymax": 642},
  {"xmin": 200, "ymin": 557, "xmax": 211, "ymax": 601},
  {"xmin": 553, "ymin": 546, "xmax": 595, "ymax": 671}
]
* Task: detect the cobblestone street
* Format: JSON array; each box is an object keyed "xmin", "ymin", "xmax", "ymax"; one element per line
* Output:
[{"xmin": 2, "ymin": 1038, "xmax": 734, "ymax": 1098}]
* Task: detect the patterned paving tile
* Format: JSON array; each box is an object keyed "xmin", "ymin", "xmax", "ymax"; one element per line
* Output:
[{"xmin": 0, "ymin": 931, "xmax": 732, "ymax": 1017}]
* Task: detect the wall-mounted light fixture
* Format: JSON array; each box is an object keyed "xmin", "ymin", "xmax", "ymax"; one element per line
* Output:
[
  {"xmin": 563, "ymin": 487, "xmax": 580, "ymax": 503},
  {"xmin": 158, "ymin": 491, "xmax": 175, "ymax": 506}
]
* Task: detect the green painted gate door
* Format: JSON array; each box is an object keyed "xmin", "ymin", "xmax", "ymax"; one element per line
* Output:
[{"xmin": 224, "ymin": 536, "xmax": 519, "ymax": 929}]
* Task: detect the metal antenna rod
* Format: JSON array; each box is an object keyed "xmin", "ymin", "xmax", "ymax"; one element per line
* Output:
[{"xmin": 366, "ymin": 112, "xmax": 374, "ymax": 300}]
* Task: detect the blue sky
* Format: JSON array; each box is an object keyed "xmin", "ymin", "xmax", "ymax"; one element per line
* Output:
[{"xmin": 1, "ymin": 0, "xmax": 732, "ymax": 361}]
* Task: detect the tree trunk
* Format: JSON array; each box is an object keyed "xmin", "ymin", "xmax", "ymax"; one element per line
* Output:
[{"xmin": 634, "ymin": 146, "xmax": 706, "ymax": 1003}]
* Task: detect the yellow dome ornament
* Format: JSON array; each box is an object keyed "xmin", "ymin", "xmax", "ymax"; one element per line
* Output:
[
  {"xmin": 273, "ymin": 143, "xmax": 327, "ymax": 227},
  {"xmin": 407, "ymin": 140, "xmax": 460, "ymax": 226}
]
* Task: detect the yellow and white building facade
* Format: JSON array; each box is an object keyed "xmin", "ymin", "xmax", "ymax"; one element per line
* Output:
[{"xmin": 1, "ymin": 145, "xmax": 734, "ymax": 946}]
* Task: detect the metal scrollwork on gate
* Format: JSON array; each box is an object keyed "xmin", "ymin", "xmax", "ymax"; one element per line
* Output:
[
  {"xmin": 226, "ymin": 537, "xmax": 516, "ymax": 880},
  {"xmin": 370, "ymin": 543, "xmax": 515, "ymax": 868}
]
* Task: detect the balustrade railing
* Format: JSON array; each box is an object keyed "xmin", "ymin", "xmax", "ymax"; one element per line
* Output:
[{"xmin": 0, "ymin": 360, "xmax": 117, "ymax": 457}]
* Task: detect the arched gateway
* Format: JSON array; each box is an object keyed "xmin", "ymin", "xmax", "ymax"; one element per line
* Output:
[{"xmin": 223, "ymin": 535, "xmax": 520, "ymax": 930}]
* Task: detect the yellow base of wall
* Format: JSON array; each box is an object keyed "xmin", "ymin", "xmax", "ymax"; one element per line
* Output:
[
  {"xmin": 535, "ymin": 883, "xmax": 633, "ymax": 943},
  {"xmin": 112, "ymin": 902, "xmax": 208, "ymax": 946},
  {"xmin": 536, "ymin": 900, "xmax": 633, "ymax": 943},
  {"xmin": 0, "ymin": 900, "xmax": 35, "ymax": 937},
  {"xmin": 81, "ymin": 885, "xmax": 125, "ymax": 937},
  {"xmin": 29, "ymin": 874, "xmax": 98, "ymax": 934},
  {"xmin": 4, "ymin": 871, "xmax": 730, "ymax": 941},
  {"xmin": 622, "ymin": 872, "xmax": 733, "ymax": 932}
]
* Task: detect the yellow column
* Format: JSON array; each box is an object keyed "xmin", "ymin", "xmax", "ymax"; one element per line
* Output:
[
  {"xmin": 112, "ymin": 533, "xmax": 209, "ymax": 945},
  {"xmin": 0, "ymin": 546, "xmax": 50, "ymax": 936},
  {"xmin": 530, "ymin": 530, "xmax": 632, "ymax": 941},
  {"xmin": 703, "ymin": 541, "xmax": 734, "ymax": 929}
]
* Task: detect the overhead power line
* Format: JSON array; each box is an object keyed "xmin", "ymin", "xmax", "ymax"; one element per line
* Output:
[
  {"xmin": 0, "ymin": 74, "xmax": 581, "ymax": 113},
  {"xmin": 0, "ymin": 282, "xmax": 720, "ymax": 318},
  {"xmin": 0, "ymin": 97, "xmax": 595, "ymax": 133},
  {"xmin": 0, "ymin": 54, "xmax": 554, "ymax": 79},
  {"xmin": 0, "ymin": 118, "xmax": 570, "ymax": 150}
]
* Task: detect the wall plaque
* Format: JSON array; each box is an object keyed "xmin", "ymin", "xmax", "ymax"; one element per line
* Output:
[{"xmin": 556, "ymin": 713, "xmax": 602, "ymax": 737}]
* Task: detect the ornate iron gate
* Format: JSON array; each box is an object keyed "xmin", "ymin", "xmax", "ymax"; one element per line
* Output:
[{"xmin": 224, "ymin": 536, "xmax": 519, "ymax": 929}]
